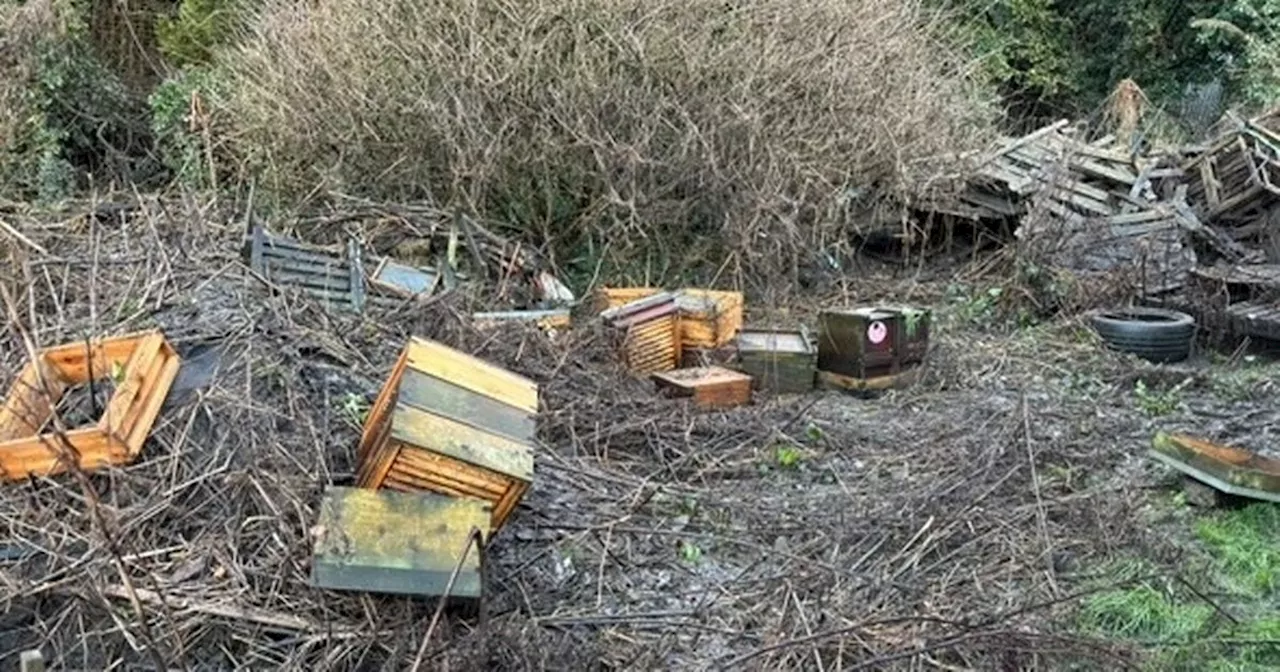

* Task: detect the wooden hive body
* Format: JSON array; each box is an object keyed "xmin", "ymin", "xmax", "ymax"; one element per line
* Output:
[
  {"xmin": 0, "ymin": 330, "xmax": 181, "ymax": 481},
  {"xmin": 601, "ymin": 293, "xmax": 680, "ymax": 375},
  {"xmin": 735, "ymin": 328, "xmax": 816, "ymax": 394},
  {"xmin": 357, "ymin": 337, "xmax": 537, "ymax": 532},
  {"xmin": 817, "ymin": 308, "xmax": 904, "ymax": 379},
  {"xmin": 311, "ymin": 485, "xmax": 489, "ymax": 601},
  {"xmin": 675, "ymin": 289, "xmax": 744, "ymax": 349},
  {"xmin": 652, "ymin": 366, "xmax": 753, "ymax": 410}
]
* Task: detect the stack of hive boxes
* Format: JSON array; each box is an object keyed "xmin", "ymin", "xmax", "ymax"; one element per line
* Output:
[
  {"xmin": 596, "ymin": 287, "xmax": 745, "ymax": 375},
  {"xmin": 311, "ymin": 336, "xmax": 537, "ymax": 605}
]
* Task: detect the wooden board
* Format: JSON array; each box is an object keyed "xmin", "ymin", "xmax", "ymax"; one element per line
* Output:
[
  {"xmin": 402, "ymin": 337, "xmax": 538, "ymax": 414},
  {"xmin": 816, "ymin": 367, "xmax": 920, "ymax": 393},
  {"xmin": 471, "ymin": 309, "xmax": 571, "ymax": 331},
  {"xmin": 1150, "ymin": 432, "xmax": 1280, "ymax": 502},
  {"xmin": 311, "ymin": 486, "xmax": 487, "ymax": 599}
]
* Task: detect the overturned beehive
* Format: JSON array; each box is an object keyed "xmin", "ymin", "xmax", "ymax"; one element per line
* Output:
[
  {"xmin": 357, "ymin": 337, "xmax": 537, "ymax": 532},
  {"xmin": 0, "ymin": 330, "xmax": 181, "ymax": 481}
]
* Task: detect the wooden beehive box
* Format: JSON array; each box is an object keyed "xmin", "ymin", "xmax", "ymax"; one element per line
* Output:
[
  {"xmin": 675, "ymin": 289, "xmax": 744, "ymax": 349},
  {"xmin": 357, "ymin": 337, "xmax": 537, "ymax": 532},
  {"xmin": 311, "ymin": 485, "xmax": 489, "ymax": 601},
  {"xmin": 735, "ymin": 328, "xmax": 816, "ymax": 394},
  {"xmin": 817, "ymin": 307, "xmax": 905, "ymax": 379},
  {"xmin": 600, "ymin": 292, "xmax": 681, "ymax": 375},
  {"xmin": 651, "ymin": 366, "xmax": 753, "ymax": 410},
  {"xmin": 0, "ymin": 330, "xmax": 181, "ymax": 481}
]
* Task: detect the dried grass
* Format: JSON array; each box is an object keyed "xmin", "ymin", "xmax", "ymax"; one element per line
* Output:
[{"xmin": 218, "ymin": 0, "xmax": 1000, "ymax": 280}]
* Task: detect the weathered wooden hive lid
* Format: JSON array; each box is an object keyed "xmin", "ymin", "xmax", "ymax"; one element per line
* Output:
[
  {"xmin": 736, "ymin": 329, "xmax": 813, "ymax": 354},
  {"xmin": 600, "ymin": 292, "xmax": 678, "ymax": 326},
  {"xmin": 311, "ymin": 485, "xmax": 489, "ymax": 598},
  {"xmin": 403, "ymin": 336, "xmax": 539, "ymax": 415}
]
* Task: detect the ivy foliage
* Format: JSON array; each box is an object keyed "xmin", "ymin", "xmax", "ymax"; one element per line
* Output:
[{"xmin": 944, "ymin": 0, "xmax": 1280, "ymax": 123}]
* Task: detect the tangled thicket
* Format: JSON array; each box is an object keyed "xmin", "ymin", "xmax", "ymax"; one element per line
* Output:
[{"xmin": 219, "ymin": 0, "xmax": 999, "ymax": 276}]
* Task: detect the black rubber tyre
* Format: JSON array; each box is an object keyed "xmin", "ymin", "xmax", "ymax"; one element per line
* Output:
[{"xmin": 1089, "ymin": 307, "xmax": 1195, "ymax": 363}]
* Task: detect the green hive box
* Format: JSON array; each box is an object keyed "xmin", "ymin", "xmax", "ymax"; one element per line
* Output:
[
  {"xmin": 734, "ymin": 328, "xmax": 816, "ymax": 394},
  {"xmin": 311, "ymin": 486, "xmax": 489, "ymax": 603}
]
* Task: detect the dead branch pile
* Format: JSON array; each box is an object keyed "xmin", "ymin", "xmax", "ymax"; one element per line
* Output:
[{"xmin": 0, "ymin": 196, "xmax": 1207, "ymax": 670}]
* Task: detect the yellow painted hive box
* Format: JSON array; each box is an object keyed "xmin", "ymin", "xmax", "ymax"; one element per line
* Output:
[{"xmin": 357, "ymin": 337, "xmax": 537, "ymax": 532}]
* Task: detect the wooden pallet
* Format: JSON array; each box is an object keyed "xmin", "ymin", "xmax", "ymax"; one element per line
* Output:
[{"xmin": 0, "ymin": 330, "xmax": 181, "ymax": 481}]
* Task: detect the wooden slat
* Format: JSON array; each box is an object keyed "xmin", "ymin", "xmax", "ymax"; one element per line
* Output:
[
  {"xmin": 403, "ymin": 338, "xmax": 538, "ymax": 414},
  {"xmin": 124, "ymin": 350, "xmax": 182, "ymax": 456}
]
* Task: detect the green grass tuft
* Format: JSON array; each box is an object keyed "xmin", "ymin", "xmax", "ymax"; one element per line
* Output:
[
  {"xmin": 1194, "ymin": 504, "xmax": 1280, "ymax": 597},
  {"xmin": 1078, "ymin": 584, "xmax": 1213, "ymax": 642}
]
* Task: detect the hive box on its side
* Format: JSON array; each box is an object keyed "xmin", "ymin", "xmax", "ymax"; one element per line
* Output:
[
  {"xmin": 311, "ymin": 486, "xmax": 488, "ymax": 601},
  {"xmin": 601, "ymin": 292, "xmax": 681, "ymax": 375},
  {"xmin": 357, "ymin": 337, "xmax": 537, "ymax": 532}
]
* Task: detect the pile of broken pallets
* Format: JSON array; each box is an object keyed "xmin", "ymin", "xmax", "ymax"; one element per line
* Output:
[{"xmin": 922, "ymin": 109, "xmax": 1280, "ymax": 344}]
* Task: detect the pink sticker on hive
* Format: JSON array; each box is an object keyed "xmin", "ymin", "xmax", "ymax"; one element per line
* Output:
[{"xmin": 867, "ymin": 321, "xmax": 887, "ymax": 344}]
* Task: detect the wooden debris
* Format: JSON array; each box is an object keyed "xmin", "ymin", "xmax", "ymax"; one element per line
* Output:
[
  {"xmin": 356, "ymin": 337, "xmax": 536, "ymax": 532},
  {"xmin": 1150, "ymin": 432, "xmax": 1280, "ymax": 503},
  {"xmin": 651, "ymin": 366, "xmax": 753, "ymax": 410},
  {"xmin": 244, "ymin": 224, "xmax": 367, "ymax": 312},
  {"xmin": 0, "ymin": 330, "xmax": 181, "ymax": 482}
]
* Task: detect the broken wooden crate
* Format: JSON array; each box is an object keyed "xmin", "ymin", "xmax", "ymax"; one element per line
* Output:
[
  {"xmin": 357, "ymin": 337, "xmax": 536, "ymax": 532},
  {"xmin": 311, "ymin": 485, "xmax": 488, "ymax": 601},
  {"xmin": 1150, "ymin": 432, "xmax": 1280, "ymax": 503},
  {"xmin": 243, "ymin": 224, "xmax": 368, "ymax": 312},
  {"xmin": 675, "ymin": 289, "xmax": 744, "ymax": 349},
  {"xmin": 734, "ymin": 328, "xmax": 816, "ymax": 394},
  {"xmin": 0, "ymin": 330, "xmax": 180, "ymax": 481},
  {"xmin": 599, "ymin": 292, "xmax": 681, "ymax": 375},
  {"xmin": 651, "ymin": 366, "xmax": 752, "ymax": 410}
]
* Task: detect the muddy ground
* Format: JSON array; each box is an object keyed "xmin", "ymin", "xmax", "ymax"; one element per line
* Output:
[{"xmin": 0, "ymin": 199, "xmax": 1275, "ymax": 670}]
